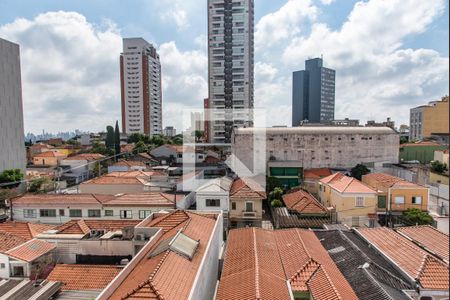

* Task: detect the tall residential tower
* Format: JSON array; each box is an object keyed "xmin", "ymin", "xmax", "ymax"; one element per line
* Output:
[
  {"xmin": 207, "ymin": 0, "xmax": 254, "ymax": 143},
  {"xmin": 0, "ymin": 38, "xmax": 26, "ymax": 174},
  {"xmin": 292, "ymin": 57, "xmax": 335, "ymax": 126},
  {"xmin": 120, "ymin": 38, "xmax": 162, "ymax": 136}
]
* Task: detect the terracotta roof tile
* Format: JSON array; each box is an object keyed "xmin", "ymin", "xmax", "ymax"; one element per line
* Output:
[
  {"xmin": 304, "ymin": 168, "xmax": 333, "ymax": 179},
  {"xmin": 283, "ymin": 190, "xmax": 328, "ymax": 215},
  {"xmin": 104, "ymin": 193, "xmax": 177, "ymax": 207},
  {"xmin": 47, "ymin": 264, "xmax": 122, "ymax": 291},
  {"xmin": 55, "ymin": 219, "xmax": 140, "ymax": 235},
  {"xmin": 34, "ymin": 151, "xmax": 65, "ymax": 158},
  {"xmin": 64, "ymin": 153, "xmax": 105, "ymax": 161},
  {"xmin": 362, "ymin": 173, "xmax": 422, "ymax": 188},
  {"xmin": 396, "ymin": 226, "xmax": 449, "ymax": 263},
  {"xmin": 0, "ymin": 221, "xmax": 54, "ymax": 240},
  {"xmin": 358, "ymin": 227, "xmax": 449, "ymax": 290},
  {"xmin": 217, "ymin": 228, "xmax": 357, "ymax": 300},
  {"xmin": 0, "ymin": 231, "xmax": 28, "ymax": 252},
  {"xmin": 81, "ymin": 171, "xmax": 165, "ymax": 185},
  {"xmin": 230, "ymin": 177, "xmax": 266, "ymax": 199},
  {"xmin": 112, "ymin": 160, "xmax": 146, "ymax": 168},
  {"xmin": 106, "ymin": 211, "xmax": 217, "ymax": 300},
  {"xmin": 320, "ymin": 173, "xmax": 376, "ymax": 194},
  {"xmin": 6, "ymin": 238, "xmax": 56, "ymax": 262},
  {"xmin": 11, "ymin": 193, "xmax": 115, "ymax": 205}
]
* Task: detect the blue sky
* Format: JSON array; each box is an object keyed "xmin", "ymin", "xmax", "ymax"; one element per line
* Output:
[{"xmin": 0, "ymin": 0, "xmax": 448, "ymax": 134}]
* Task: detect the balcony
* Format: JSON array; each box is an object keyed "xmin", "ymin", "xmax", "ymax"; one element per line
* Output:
[{"xmin": 242, "ymin": 210, "xmax": 257, "ymax": 218}]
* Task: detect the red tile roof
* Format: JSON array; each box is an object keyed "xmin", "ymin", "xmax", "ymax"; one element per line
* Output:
[
  {"xmin": 6, "ymin": 238, "xmax": 56, "ymax": 262},
  {"xmin": 11, "ymin": 194, "xmax": 115, "ymax": 206},
  {"xmin": 64, "ymin": 153, "xmax": 105, "ymax": 161},
  {"xmin": 48, "ymin": 264, "xmax": 122, "ymax": 291},
  {"xmin": 112, "ymin": 160, "xmax": 146, "ymax": 168},
  {"xmin": 230, "ymin": 177, "xmax": 266, "ymax": 199},
  {"xmin": 358, "ymin": 227, "xmax": 449, "ymax": 290},
  {"xmin": 320, "ymin": 173, "xmax": 376, "ymax": 194},
  {"xmin": 0, "ymin": 231, "xmax": 28, "ymax": 253},
  {"xmin": 106, "ymin": 210, "xmax": 218, "ymax": 300},
  {"xmin": 81, "ymin": 171, "xmax": 165, "ymax": 185},
  {"xmin": 0, "ymin": 221, "xmax": 54, "ymax": 240},
  {"xmin": 400, "ymin": 141, "xmax": 443, "ymax": 147},
  {"xmin": 216, "ymin": 228, "xmax": 358, "ymax": 300},
  {"xmin": 105, "ymin": 193, "xmax": 178, "ymax": 207},
  {"xmin": 362, "ymin": 173, "xmax": 422, "ymax": 188},
  {"xmin": 304, "ymin": 168, "xmax": 333, "ymax": 179},
  {"xmin": 55, "ymin": 219, "xmax": 140, "ymax": 235},
  {"xmin": 396, "ymin": 225, "xmax": 449, "ymax": 263},
  {"xmin": 34, "ymin": 151, "xmax": 65, "ymax": 158},
  {"xmin": 283, "ymin": 189, "xmax": 328, "ymax": 215}
]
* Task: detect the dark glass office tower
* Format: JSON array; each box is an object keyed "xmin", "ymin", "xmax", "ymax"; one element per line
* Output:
[{"xmin": 292, "ymin": 58, "xmax": 335, "ymax": 126}]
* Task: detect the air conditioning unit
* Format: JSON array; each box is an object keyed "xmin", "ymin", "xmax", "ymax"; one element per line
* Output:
[{"xmin": 135, "ymin": 233, "xmax": 145, "ymax": 241}]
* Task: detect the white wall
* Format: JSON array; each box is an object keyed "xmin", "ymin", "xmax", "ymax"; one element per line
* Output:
[
  {"xmin": 0, "ymin": 253, "xmax": 10, "ymax": 278},
  {"xmin": 196, "ymin": 193, "xmax": 229, "ymax": 212}
]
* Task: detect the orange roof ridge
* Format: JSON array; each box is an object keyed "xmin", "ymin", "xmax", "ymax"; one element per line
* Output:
[
  {"xmin": 290, "ymin": 258, "xmax": 320, "ymax": 282},
  {"xmin": 307, "ymin": 266, "xmax": 342, "ymax": 300},
  {"xmin": 122, "ymin": 279, "xmax": 164, "ymax": 300},
  {"xmin": 252, "ymin": 227, "xmax": 261, "ymax": 299},
  {"xmin": 296, "ymin": 229, "xmax": 312, "ymax": 259}
]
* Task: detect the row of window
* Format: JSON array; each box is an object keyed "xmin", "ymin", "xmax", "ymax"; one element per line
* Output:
[
  {"xmin": 24, "ymin": 209, "xmax": 152, "ymax": 219},
  {"xmin": 204, "ymin": 199, "xmax": 254, "ymax": 211}
]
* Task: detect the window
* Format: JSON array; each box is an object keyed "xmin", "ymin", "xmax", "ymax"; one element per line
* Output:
[
  {"xmin": 12, "ymin": 266, "xmax": 24, "ymax": 277},
  {"xmin": 120, "ymin": 210, "xmax": 132, "ymax": 219},
  {"xmin": 356, "ymin": 197, "xmax": 364, "ymax": 207},
  {"xmin": 394, "ymin": 196, "xmax": 405, "ymax": 204},
  {"xmin": 0, "ymin": 263, "xmax": 4, "ymax": 269},
  {"xmin": 231, "ymin": 202, "xmax": 236, "ymax": 210},
  {"xmin": 23, "ymin": 209, "xmax": 36, "ymax": 218},
  {"xmin": 206, "ymin": 199, "xmax": 221, "ymax": 207},
  {"xmin": 88, "ymin": 210, "xmax": 101, "ymax": 218},
  {"xmin": 378, "ymin": 196, "xmax": 386, "ymax": 209},
  {"xmin": 412, "ymin": 196, "xmax": 422, "ymax": 205},
  {"xmin": 69, "ymin": 209, "xmax": 82, "ymax": 218},
  {"xmin": 59, "ymin": 209, "xmax": 65, "ymax": 216},
  {"xmin": 40, "ymin": 209, "xmax": 56, "ymax": 217},
  {"xmin": 245, "ymin": 202, "xmax": 254, "ymax": 212},
  {"xmin": 139, "ymin": 210, "xmax": 151, "ymax": 219},
  {"xmin": 105, "ymin": 210, "xmax": 114, "ymax": 217}
]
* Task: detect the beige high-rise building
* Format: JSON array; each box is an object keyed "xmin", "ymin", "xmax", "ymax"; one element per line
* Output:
[
  {"xmin": 0, "ymin": 38, "xmax": 26, "ymax": 174},
  {"xmin": 410, "ymin": 96, "xmax": 449, "ymax": 140}
]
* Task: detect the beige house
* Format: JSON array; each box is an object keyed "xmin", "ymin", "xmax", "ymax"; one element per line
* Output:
[
  {"xmin": 229, "ymin": 178, "xmax": 266, "ymax": 227},
  {"xmin": 434, "ymin": 149, "xmax": 449, "ymax": 166},
  {"xmin": 319, "ymin": 173, "xmax": 378, "ymax": 227},
  {"xmin": 302, "ymin": 168, "xmax": 333, "ymax": 197},
  {"xmin": 33, "ymin": 151, "xmax": 67, "ymax": 166}
]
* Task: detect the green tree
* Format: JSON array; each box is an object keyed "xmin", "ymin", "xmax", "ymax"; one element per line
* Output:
[
  {"xmin": 269, "ymin": 187, "xmax": 283, "ymax": 201},
  {"xmin": 271, "ymin": 199, "xmax": 283, "ymax": 207},
  {"xmin": 90, "ymin": 141, "xmax": 114, "ymax": 156},
  {"xmin": 194, "ymin": 130, "xmax": 204, "ymax": 142},
  {"xmin": 402, "ymin": 208, "xmax": 433, "ymax": 225},
  {"xmin": 350, "ymin": 164, "xmax": 370, "ymax": 180},
  {"xmin": 0, "ymin": 169, "xmax": 24, "ymax": 188},
  {"xmin": 266, "ymin": 176, "xmax": 282, "ymax": 193},
  {"xmin": 114, "ymin": 121, "xmax": 121, "ymax": 157},
  {"xmin": 133, "ymin": 141, "xmax": 149, "ymax": 154},
  {"xmin": 400, "ymin": 136, "xmax": 409, "ymax": 144},
  {"xmin": 150, "ymin": 135, "xmax": 165, "ymax": 147},
  {"xmin": 128, "ymin": 133, "xmax": 146, "ymax": 144},
  {"xmin": 430, "ymin": 160, "xmax": 448, "ymax": 174},
  {"xmin": 28, "ymin": 177, "xmax": 51, "ymax": 193},
  {"xmin": 171, "ymin": 135, "xmax": 183, "ymax": 145},
  {"xmin": 105, "ymin": 125, "xmax": 115, "ymax": 149}
]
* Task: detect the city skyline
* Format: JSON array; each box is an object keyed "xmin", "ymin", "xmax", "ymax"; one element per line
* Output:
[{"xmin": 0, "ymin": 0, "xmax": 448, "ymax": 134}]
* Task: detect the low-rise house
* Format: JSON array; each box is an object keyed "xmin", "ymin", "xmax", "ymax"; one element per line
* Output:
[
  {"xmin": 216, "ymin": 227, "xmax": 358, "ymax": 300},
  {"xmin": 195, "ymin": 177, "xmax": 233, "ymax": 212},
  {"xmin": 357, "ymin": 227, "xmax": 449, "ymax": 299},
  {"xmin": 9, "ymin": 193, "xmax": 184, "ymax": 223},
  {"xmin": 427, "ymin": 183, "xmax": 449, "ymax": 234},
  {"xmin": 79, "ymin": 170, "xmax": 171, "ymax": 194},
  {"xmin": 0, "ymin": 221, "xmax": 55, "ymax": 240},
  {"xmin": 362, "ymin": 173, "xmax": 429, "ymax": 225},
  {"xmin": 97, "ymin": 210, "xmax": 223, "ymax": 300},
  {"xmin": 107, "ymin": 159, "xmax": 147, "ymax": 173},
  {"xmin": 130, "ymin": 152, "xmax": 159, "ymax": 166},
  {"xmin": 434, "ymin": 149, "xmax": 449, "ymax": 166},
  {"xmin": 150, "ymin": 144, "xmax": 206, "ymax": 164},
  {"xmin": 47, "ymin": 264, "xmax": 122, "ymax": 299},
  {"xmin": 60, "ymin": 153, "xmax": 105, "ymax": 184},
  {"xmin": 302, "ymin": 168, "xmax": 333, "ymax": 197},
  {"xmin": 229, "ymin": 177, "xmax": 266, "ymax": 227},
  {"xmin": 27, "ymin": 143, "xmax": 54, "ymax": 163},
  {"xmin": 33, "ymin": 151, "xmax": 67, "ymax": 167},
  {"xmin": 400, "ymin": 141, "xmax": 447, "ymax": 164},
  {"xmin": 319, "ymin": 173, "xmax": 378, "ymax": 227}
]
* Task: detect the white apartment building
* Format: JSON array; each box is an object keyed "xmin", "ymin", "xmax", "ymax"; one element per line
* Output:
[
  {"xmin": 120, "ymin": 38, "xmax": 162, "ymax": 136},
  {"xmin": 207, "ymin": 0, "xmax": 254, "ymax": 143},
  {"xmin": 0, "ymin": 38, "xmax": 26, "ymax": 174}
]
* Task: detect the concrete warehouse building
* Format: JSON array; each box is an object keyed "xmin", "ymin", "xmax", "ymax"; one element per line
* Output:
[{"xmin": 232, "ymin": 127, "xmax": 399, "ymax": 187}]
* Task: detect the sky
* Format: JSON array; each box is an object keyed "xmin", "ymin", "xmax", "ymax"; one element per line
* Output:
[{"xmin": 0, "ymin": 0, "xmax": 448, "ymax": 134}]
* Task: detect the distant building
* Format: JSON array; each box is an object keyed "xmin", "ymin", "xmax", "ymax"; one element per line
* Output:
[
  {"xmin": 410, "ymin": 96, "xmax": 449, "ymax": 141},
  {"xmin": 0, "ymin": 38, "xmax": 26, "ymax": 174},
  {"xmin": 33, "ymin": 151, "xmax": 67, "ymax": 167},
  {"xmin": 203, "ymin": 98, "xmax": 210, "ymax": 142},
  {"xmin": 163, "ymin": 126, "xmax": 176, "ymax": 137},
  {"xmin": 207, "ymin": 0, "xmax": 254, "ymax": 143},
  {"xmin": 232, "ymin": 127, "xmax": 399, "ymax": 188},
  {"xmin": 365, "ymin": 117, "xmax": 395, "ymax": 129},
  {"xmin": 120, "ymin": 38, "xmax": 162, "ymax": 136},
  {"xmin": 190, "ymin": 112, "xmax": 204, "ymax": 132},
  {"xmin": 292, "ymin": 57, "xmax": 336, "ymax": 125},
  {"xmin": 330, "ymin": 118, "xmax": 360, "ymax": 126},
  {"xmin": 399, "ymin": 141, "xmax": 447, "ymax": 164}
]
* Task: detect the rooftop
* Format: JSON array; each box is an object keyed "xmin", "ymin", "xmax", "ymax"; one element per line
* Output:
[
  {"xmin": 0, "ymin": 231, "xmax": 28, "ymax": 253},
  {"xmin": 105, "ymin": 193, "xmax": 180, "ymax": 207},
  {"xmin": 34, "ymin": 151, "xmax": 65, "ymax": 158},
  {"xmin": 47, "ymin": 264, "xmax": 122, "ymax": 291},
  {"xmin": 54, "ymin": 219, "xmax": 141, "ymax": 235},
  {"xmin": 104, "ymin": 210, "xmax": 218, "ymax": 300},
  {"xmin": 230, "ymin": 177, "xmax": 266, "ymax": 199},
  {"xmin": 357, "ymin": 227, "xmax": 449, "ymax": 290},
  {"xmin": 282, "ymin": 189, "xmax": 328, "ymax": 215},
  {"xmin": 216, "ymin": 227, "xmax": 357, "ymax": 300},
  {"xmin": 0, "ymin": 279, "xmax": 61, "ymax": 300},
  {"xmin": 235, "ymin": 126, "xmax": 397, "ymax": 135},
  {"xmin": 396, "ymin": 225, "xmax": 449, "ymax": 263},
  {"xmin": 320, "ymin": 173, "xmax": 376, "ymax": 194},
  {"xmin": 6, "ymin": 238, "xmax": 56, "ymax": 262},
  {"xmin": 63, "ymin": 153, "xmax": 105, "ymax": 161},
  {"xmin": 11, "ymin": 193, "xmax": 115, "ymax": 205},
  {"xmin": 362, "ymin": 173, "xmax": 422, "ymax": 188},
  {"xmin": 196, "ymin": 176, "xmax": 233, "ymax": 193},
  {"xmin": 112, "ymin": 160, "xmax": 146, "ymax": 168},
  {"xmin": 304, "ymin": 168, "xmax": 333, "ymax": 179},
  {"xmin": 0, "ymin": 221, "xmax": 55, "ymax": 240},
  {"xmin": 81, "ymin": 170, "xmax": 166, "ymax": 185},
  {"xmin": 400, "ymin": 141, "xmax": 444, "ymax": 147}
]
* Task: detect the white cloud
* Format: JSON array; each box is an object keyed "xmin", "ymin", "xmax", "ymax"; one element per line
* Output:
[
  {"xmin": 256, "ymin": 0, "xmax": 448, "ymax": 126},
  {"xmin": 319, "ymin": 0, "xmax": 336, "ymax": 5},
  {"xmin": 255, "ymin": 0, "xmax": 317, "ymax": 49},
  {"xmin": 0, "ymin": 11, "xmax": 123, "ymax": 133},
  {"xmin": 161, "ymin": 6, "xmax": 190, "ymax": 31}
]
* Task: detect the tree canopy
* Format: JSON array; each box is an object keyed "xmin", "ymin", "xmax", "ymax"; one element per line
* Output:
[
  {"xmin": 350, "ymin": 164, "xmax": 370, "ymax": 180},
  {"xmin": 431, "ymin": 160, "xmax": 448, "ymax": 174},
  {"xmin": 0, "ymin": 169, "xmax": 24, "ymax": 188},
  {"xmin": 402, "ymin": 208, "xmax": 433, "ymax": 225}
]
